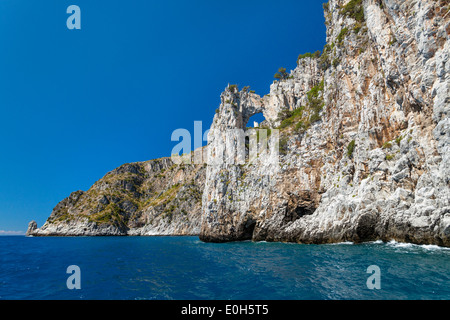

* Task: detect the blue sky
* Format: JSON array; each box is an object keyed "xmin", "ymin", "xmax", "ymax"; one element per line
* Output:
[{"xmin": 0, "ymin": 0, "xmax": 326, "ymax": 233}]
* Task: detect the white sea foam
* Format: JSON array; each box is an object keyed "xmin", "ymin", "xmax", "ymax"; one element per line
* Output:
[
  {"xmin": 420, "ymin": 244, "xmax": 450, "ymax": 251},
  {"xmin": 388, "ymin": 240, "xmax": 414, "ymax": 248},
  {"xmin": 362, "ymin": 240, "xmax": 384, "ymax": 244},
  {"xmin": 387, "ymin": 240, "xmax": 450, "ymax": 251},
  {"xmin": 328, "ymin": 241, "xmax": 354, "ymax": 245}
]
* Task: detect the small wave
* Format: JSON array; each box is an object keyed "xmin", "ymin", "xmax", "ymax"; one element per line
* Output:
[
  {"xmin": 388, "ymin": 240, "xmax": 414, "ymax": 248},
  {"xmin": 361, "ymin": 240, "xmax": 384, "ymax": 245},
  {"xmin": 420, "ymin": 244, "xmax": 450, "ymax": 251},
  {"xmin": 387, "ymin": 240, "xmax": 450, "ymax": 251},
  {"xmin": 328, "ymin": 241, "xmax": 354, "ymax": 245}
]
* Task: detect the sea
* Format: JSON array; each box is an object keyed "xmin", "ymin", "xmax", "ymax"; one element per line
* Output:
[{"xmin": 0, "ymin": 236, "xmax": 449, "ymax": 300}]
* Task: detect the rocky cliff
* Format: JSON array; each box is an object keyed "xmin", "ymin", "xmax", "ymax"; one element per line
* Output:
[
  {"xmin": 200, "ymin": 0, "xmax": 450, "ymax": 246},
  {"xmin": 28, "ymin": 158, "xmax": 205, "ymax": 236},
  {"xmin": 29, "ymin": 0, "xmax": 450, "ymax": 246}
]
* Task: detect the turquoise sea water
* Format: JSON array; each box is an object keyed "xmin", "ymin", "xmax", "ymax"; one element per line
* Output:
[{"xmin": 0, "ymin": 236, "xmax": 449, "ymax": 300}]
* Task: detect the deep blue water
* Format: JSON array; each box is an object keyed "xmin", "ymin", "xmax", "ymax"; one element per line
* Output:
[{"xmin": 0, "ymin": 236, "xmax": 449, "ymax": 300}]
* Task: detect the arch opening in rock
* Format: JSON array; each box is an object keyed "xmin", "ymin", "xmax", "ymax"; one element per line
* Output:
[{"xmin": 245, "ymin": 112, "xmax": 267, "ymax": 129}]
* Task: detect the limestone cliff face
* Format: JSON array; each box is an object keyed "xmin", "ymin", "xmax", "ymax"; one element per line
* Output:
[
  {"xmin": 29, "ymin": 0, "xmax": 449, "ymax": 246},
  {"xmin": 29, "ymin": 158, "xmax": 205, "ymax": 236},
  {"xmin": 200, "ymin": 0, "xmax": 450, "ymax": 246}
]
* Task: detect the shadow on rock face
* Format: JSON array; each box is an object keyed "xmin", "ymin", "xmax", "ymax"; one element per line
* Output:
[
  {"xmin": 241, "ymin": 218, "xmax": 257, "ymax": 240},
  {"xmin": 355, "ymin": 213, "xmax": 378, "ymax": 242},
  {"xmin": 283, "ymin": 191, "xmax": 319, "ymax": 224}
]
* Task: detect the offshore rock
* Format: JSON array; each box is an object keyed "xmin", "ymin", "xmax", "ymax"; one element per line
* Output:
[{"xmin": 25, "ymin": 220, "xmax": 37, "ymax": 236}]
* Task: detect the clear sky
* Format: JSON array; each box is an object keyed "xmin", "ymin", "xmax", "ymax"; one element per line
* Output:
[{"xmin": 0, "ymin": 0, "xmax": 326, "ymax": 233}]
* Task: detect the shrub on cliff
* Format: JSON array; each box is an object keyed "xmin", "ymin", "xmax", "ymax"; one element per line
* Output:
[
  {"xmin": 382, "ymin": 141, "xmax": 392, "ymax": 149},
  {"xmin": 279, "ymin": 137, "xmax": 289, "ymax": 155},
  {"xmin": 294, "ymin": 120, "xmax": 308, "ymax": 133},
  {"xmin": 297, "ymin": 50, "xmax": 321, "ymax": 65},
  {"xmin": 307, "ymin": 80, "xmax": 325, "ymax": 123},
  {"xmin": 341, "ymin": 0, "xmax": 365, "ymax": 23},
  {"xmin": 274, "ymin": 67, "xmax": 289, "ymax": 80},
  {"xmin": 319, "ymin": 44, "xmax": 333, "ymax": 70},
  {"xmin": 347, "ymin": 140, "xmax": 356, "ymax": 158},
  {"xmin": 277, "ymin": 107, "xmax": 304, "ymax": 129},
  {"xmin": 277, "ymin": 108, "xmax": 293, "ymax": 122},
  {"xmin": 337, "ymin": 27, "xmax": 349, "ymax": 45},
  {"xmin": 228, "ymin": 84, "xmax": 238, "ymax": 93}
]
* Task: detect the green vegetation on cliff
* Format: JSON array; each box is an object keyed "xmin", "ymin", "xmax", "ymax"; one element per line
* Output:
[
  {"xmin": 45, "ymin": 159, "xmax": 205, "ymax": 232},
  {"xmin": 274, "ymin": 67, "xmax": 289, "ymax": 80},
  {"xmin": 297, "ymin": 51, "xmax": 321, "ymax": 65},
  {"xmin": 347, "ymin": 140, "xmax": 356, "ymax": 158},
  {"xmin": 276, "ymin": 79, "xmax": 325, "ymax": 137},
  {"xmin": 341, "ymin": 0, "xmax": 365, "ymax": 23}
]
